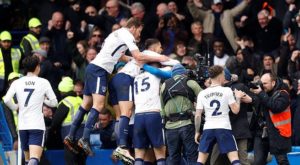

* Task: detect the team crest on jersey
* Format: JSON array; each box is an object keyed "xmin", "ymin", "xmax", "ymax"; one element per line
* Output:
[
  {"xmin": 114, "ymin": 32, "xmax": 118, "ymax": 37},
  {"xmin": 102, "ymin": 86, "xmax": 107, "ymax": 93}
]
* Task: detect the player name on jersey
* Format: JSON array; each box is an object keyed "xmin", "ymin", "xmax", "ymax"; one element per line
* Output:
[
  {"xmin": 204, "ymin": 92, "xmax": 223, "ymax": 99},
  {"xmin": 25, "ymin": 81, "xmax": 35, "ymax": 85}
]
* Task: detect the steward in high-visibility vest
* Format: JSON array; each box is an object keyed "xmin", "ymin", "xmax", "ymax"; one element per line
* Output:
[
  {"xmin": 50, "ymin": 77, "xmax": 88, "ymax": 160},
  {"xmin": 51, "ymin": 77, "xmax": 86, "ymax": 139},
  {"xmin": 0, "ymin": 31, "xmax": 22, "ymax": 98},
  {"xmin": 254, "ymin": 73, "xmax": 291, "ymax": 163},
  {"xmin": 20, "ymin": 17, "xmax": 42, "ymax": 57}
]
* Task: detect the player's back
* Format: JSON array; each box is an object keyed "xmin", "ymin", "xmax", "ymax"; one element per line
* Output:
[
  {"xmin": 134, "ymin": 71, "xmax": 161, "ymax": 113},
  {"xmin": 91, "ymin": 28, "xmax": 138, "ymax": 74},
  {"xmin": 13, "ymin": 76, "xmax": 54, "ymax": 130},
  {"xmin": 197, "ymin": 86, "xmax": 235, "ymax": 130}
]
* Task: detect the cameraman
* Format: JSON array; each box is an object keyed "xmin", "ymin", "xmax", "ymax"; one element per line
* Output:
[
  {"xmin": 160, "ymin": 64, "xmax": 202, "ymax": 164},
  {"xmin": 251, "ymin": 72, "xmax": 291, "ymax": 165}
]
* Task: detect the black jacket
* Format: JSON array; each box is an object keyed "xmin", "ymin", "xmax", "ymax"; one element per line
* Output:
[
  {"xmin": 225, "ymin": 81, "xmax": 253, "ymax": 139},
  {"xmin": 2, "ymin": 102, "xmax": 18, "ymax": 142},
  {"xmin": 257, "ymin": 78, "xmax": 291, "ymax": 154}
]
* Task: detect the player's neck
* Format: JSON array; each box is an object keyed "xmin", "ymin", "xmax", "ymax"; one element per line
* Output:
[
  {"xmin": 26, "ymin": 72, "xmax": 38, "ymax": 77},
  {"xmin": 210, "ymin": 80, "xmax": 221, "ymax": 87}
]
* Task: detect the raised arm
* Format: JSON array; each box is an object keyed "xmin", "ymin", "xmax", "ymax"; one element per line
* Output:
[
  {"xmin": 131, "ymin": 50, "xmax": 169, "ymax": 63},
  {"xmin": 143, "ymin": 64, "xmax": 172, "ymax": 79},
  {"xmin": 229, "ymin": 89, "xmax": 244, "ymax": 114}
]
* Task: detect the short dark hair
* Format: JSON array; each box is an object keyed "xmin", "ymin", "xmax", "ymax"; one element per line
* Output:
[
  {"xmin": 144, "ymin": 38, "xmax": 160, "ymax": 49},
  {"xmin": 99, "ymin": 109, "xmax": 112, "ymax": 116},
  {"xmin": 126, "ymin": 17, "xmax": 143, "ymax": 28},
  {"xmin": 22, "ymin": 56, "xmax": 40, "ymax": 73},
  {"xmin": 208, "ymin": 65, "xmax": 223, "ymax": 79}
]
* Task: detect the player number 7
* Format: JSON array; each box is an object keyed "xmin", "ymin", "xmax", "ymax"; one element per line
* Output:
[{"xmin": 24, "ymin": 88, "xmax": 35, "ymax": 107}]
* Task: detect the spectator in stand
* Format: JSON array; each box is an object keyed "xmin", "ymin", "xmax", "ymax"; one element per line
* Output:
[
  {"xmin": 168, "ymin": 1, "xmax": 186, "ymax": 22},
  {"xmin": 260, "ymin": 54, "xmax": 277, "ymax": 76},
  {"xmin": 39, "ymin": 36, "xmax": 51, "ymax": 53},
  {"xmin": 274, "ymin": 29, "xmax": 295, "ymax": 78},
  {"xmin": 155, "ymin": 12, "xmax": 188, "ymax": 55},
  {"xmin": 85, "ymin": 0, "xmax": 130, "ymax": 37},
  {"xmin": 288, "ymin": 49, "xmax": 300, "ymax": 78},
  {"xmin": 72, "ymin": 40, "xmax": 88, "ymax": 81},
  {"xmin": 167, "ymin": 1, "xmax": 193, "ymax": 32},
  {"xmin": 85, "ymin": 5, "xmax": 98, "ymax": 17},
  {"xmin": 131, "ymin": 2, "xmax": 157, "ymax": 43},
  {"xmin": 87, "ymin": 26, "xmax": 103, "ymax": 52},
  {"xmin": 293, "ymin": 79, "xmax": 300, "ymax": 145},
  {"xmin": 75, "ymin": 46, "xmax": 97, "ymax": 82},
  {"xmin": 91, "ymin": 109, "xmax": 117, "ymax": 149},
  {"xmin": 187, "ymin": 0, "xmax": 251, "ymax": 52},
  {"xmin": 32, "ymin": 0, "xmax": 64, "ymax": 28},
  {"xmin": 156, "ymin": 3, "xmax": 170, "ymax": 18},
  {"xmin": 225, "ymin": 51, "xmax": 247, "ymax": 84},
  {"xmin": 234, "ymin": 38, "xmax": 260, "ymax": 84},
  {"xmin": 84, "ymin": 5, "xmax": 99, "ymax": 34},
  {"xmin": 244, "ymin": 9, "xmax": 283, "ymax": 57},
  {"xmin": 20, "ymin": 18, "xmax": 42, "ymax": 57},
  {"xmin": 273, "ymin": 0, "xmax": 300, "ymax": 21},
  {"xmin": 32, "ymin": 49, "xmax": 56, "ymax": 89},
  {"xmin": 64, "ymin": 0, "xmax": 88, "ymax": 40},
  {"xmin": 286, "ymin": 48, "xmax": 300, "ymax": 146},
  {"xmin": 187, "ymin": 21, "xmax": 209, "ymax": 58},
  {"xmin": 283, "ymin": 4, "xmax": 300, "ymax": 50},
  {"xmin": 0, "ymin": 31, "xmax": 22, "ymax": 98},
  {"xmin": 45, "ymin": 11, "xmax": 74, "ymax": 88},
  {"xmin": 209, "ymin": 38, "xmax": 230, "ymax": 67},
  {"xmin": 169, "ymin": 41, "xmax": 188, "ymax": 62}
]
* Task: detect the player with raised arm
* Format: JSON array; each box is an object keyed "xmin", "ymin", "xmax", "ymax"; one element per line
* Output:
[
  {"xmin": 3, "ymin": 56, "xmax": 58, "ymax": 165},
  {"xmin": 63, "ymin": 17, "xmax": 169, "ymax": 156},
  {"xmin": 110, "ymin": 38, "xmax": 175, "ymax": 164},
  {"xmin": 194, "ymin": 65, "xmax": 245, "ymax": 165}
]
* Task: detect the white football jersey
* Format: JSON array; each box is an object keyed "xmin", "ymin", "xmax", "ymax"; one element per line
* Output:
[
  {"xmin": 91, "ymin": 28, "xmax": 139, "ymax": 73},
  {"xmin": 134, "ymin": 71, "xmax": 162, "ymax": 113},
  {"xmin": 196, "ymin": 86, "xmax": 235, "ymax": 130},
  {"xmin": 119, "ymin": 59, "xmax": 141, "ymax": 77},
  {"xmin": 119, "ymin": 50, "xmax": 179, "ymax": 77},
  {"xmin": 3, "ymin": 75, "xmax": 57, "ymax": 130}
]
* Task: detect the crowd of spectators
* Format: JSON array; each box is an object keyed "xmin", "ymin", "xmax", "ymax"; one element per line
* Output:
[{"xmin": 1, "ymin": 0, "xmax": 300, "ymax": 164}]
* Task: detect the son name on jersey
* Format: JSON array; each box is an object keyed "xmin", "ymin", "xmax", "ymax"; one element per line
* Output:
[{"xmin": 25, "ymin": 81, "xmax": 35, "ymax": 86}]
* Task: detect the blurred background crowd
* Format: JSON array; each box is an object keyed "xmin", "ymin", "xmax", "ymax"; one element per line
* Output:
[{"xmin": 1, "ymin": 0, "xmax": 300, "ymax": 164}]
